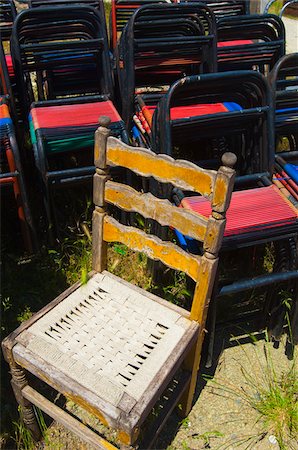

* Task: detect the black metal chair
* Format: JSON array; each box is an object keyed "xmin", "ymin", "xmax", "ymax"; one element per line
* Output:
[
  {"xmin": 116, "ymin": 2, "xmax": 217, "ymax": 128},
  {"xmin": 10, "ymin": 5, "xmax": 128, "ymax": 236},
  {"xmin": 0, "ymin": 97, "xmax": 37, "ymax": 252},
  {"xmin": 269, "ymin": 53, "xmax": 298, "ymax": 162},
  {"xmin": 151, "ymin": 71, "xmax": 298, "ymax": 359},
  {"xmin": 217, "ymin": 14, "xmax": 285, "ymax": 74}
]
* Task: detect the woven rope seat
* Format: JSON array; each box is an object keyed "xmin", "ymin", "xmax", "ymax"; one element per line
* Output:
[{"xmin": 14, "ymin": 271, "xmax": 197, "ymax": 427}]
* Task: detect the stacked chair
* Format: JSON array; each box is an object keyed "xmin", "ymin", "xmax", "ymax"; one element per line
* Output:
[
  {"xmin": 216, "ymin": 13, "xmax": 285, "ymax": 73},
  {"xmin": 182, "ymin": 0, "xmax": 250, "ymax": 17},
  {"xmin": 150, "ymin": 70, "xmax": 298, "ymax": 356},
  {"xmin": 0, "ymin": 0, "xmax": 18, "ymax": 122},
  {"xmin": 27, "ymin": 0, "xmax": 107, "ymax": 34},
  {"xmin": 181, "ymin": 1, "xmax": 285, "ymax": 73},
  {"xmin": 2, "ymin": 118, "xmax": 237, "ymax": 449},
  {"xmin": 10, "ymin": 5, "xmax": 128, "ymax": 233},
  {"xmin": 116, "ymin": 2, "xmax": 217, "ymax": 128},
  {"xmin": 0, "ymin": 97, "xmax": 36, "ymax": 252},
  {"xmin": 110, "ymin": 0, "xmax": 178, "ymax": 50},
  {"xmin": 269, "ymin": 53, "xmax": 298, "ymax": 210},
  {"xmin": 269, "ymin": 52, "xmax": 298, "ymax": 161}
]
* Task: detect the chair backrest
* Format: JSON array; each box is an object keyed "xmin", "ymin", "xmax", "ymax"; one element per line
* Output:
[
  {"xmin": 110, "ymin": 0, "xmax": 177, "ymax": 49},
  {"xmin": 92, "ymin": 116, "xmax": 236, "ymax": 323},
  {"xmin": 0, "ymin": 43, "xmax": 18, "ymax": 123},
  {"xmin": 217, "ymin": 14, "xmax": 285, "ymax": 73},
  {"xmin": 269, "ymin": 53, "xmax": 298, "ymax": 160},
  {"xmin": 117, "ymin": 2, "xmax": 217, "ymax": 126},
  {"xmin": 151, "ymin": 70, "xmax": 275, "ymax": 177},
  {"xmin": 27, "ymin": 0, "xmax": 107, "ymax": 33},
  {"xmin": 0, "ymin": 0, "xmax": 17, "ymax": 41},
  {"xmin": 181, "ymin": 0, "xmax": 250, "ymax": 18},
  {"xmin": 11, "ymin": 6, "xmax": 113, "ymax": 120}
]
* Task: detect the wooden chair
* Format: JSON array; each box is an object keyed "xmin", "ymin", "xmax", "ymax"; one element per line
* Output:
[{"xmin": 2, "ymin": 117, "xmax": 236, "ymax": 449}]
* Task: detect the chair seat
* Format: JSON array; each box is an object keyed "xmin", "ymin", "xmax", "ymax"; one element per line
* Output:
[
  {"xmin": 12, "ymin": 271, "xmax": 198, "ymax": 430},
  {"xmin": 181, "ymin": 185, "xmax": 298, "ymax": 237},
  {"xmin": 5, "ymin": 55, "xmax": 14, "ymax": 77},
  {"xmin": 30, "ymin": 100, "xmax": 122, "ymax": 130},
  {"xmin": 217, "ymin": 39, "xmax": 254, "ymax": 47},
  {"xmin": 29, "ymin": 101, "xmax": 124, "ymax": 154},
  {"xmin": 140, "ymin": 102, "xmax": 241, "ymax": 121}
]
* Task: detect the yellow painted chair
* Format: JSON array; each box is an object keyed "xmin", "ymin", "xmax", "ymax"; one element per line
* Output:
[{"xmin": 2, "ymin": 116, "xmax": 236, "ymax": 449}]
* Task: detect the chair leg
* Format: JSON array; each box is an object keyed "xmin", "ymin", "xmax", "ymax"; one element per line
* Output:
[
  {"xmin": 178, "ymin": 335, "xmax": 203, "ymax": 417},
  {"xmin": 10, "ymin": 363, "xmax": 42, "ymax": 441}
]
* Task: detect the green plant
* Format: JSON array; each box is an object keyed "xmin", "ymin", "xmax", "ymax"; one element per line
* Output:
[
  {"xmin": 13, "ymin": 406, "xmax": 48, "ymax": 450},
  {"xmin": 193, "ymin": 430, "xmax": 224, "ymax": 448},
  {"xmin": 161, "ymin": 271, "xmax": 191, "ymax": 307},
  {"xmin": 203, "ymin": 333, "xmax": 297, "ymax": 450},
  {"xmin": 17, "ymin": 306, "xmax": 32, "ymax": 324},
  {"xmin": 48, "ymin": 231, "xmax": 92, "ymax": 286}
]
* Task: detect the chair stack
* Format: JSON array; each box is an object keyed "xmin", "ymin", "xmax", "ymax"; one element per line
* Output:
[
  {"xmin": 153, "ymin": 70, "xmax": 298, "ymax": 352},
  {"xmin": 269, "ymin": 52, "xmax": 298, "ymax": 161},
  {"xmin": 216, "ymin": 14, "xmax": 285, "ymax": 73},
  {"xmin": 10, "ymin": 5, "xmax": 128, "ymax": 233},
  {"xmin": 116, "ymin": 2, "xmax": 217, "ymax": 128},
  {"xmin": 0, "ymin": 97, "xmax": 36, "ymax": 252},
  {"xmin": 110, "ymin": 0, "xmax": 177, "ymax": 50},
  {"xmin": 0, "ymin": 0, "xmax": 18, "ymax": 121}
]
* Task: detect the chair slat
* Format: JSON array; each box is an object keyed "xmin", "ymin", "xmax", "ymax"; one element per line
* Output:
[
  {"xmin": 103, "ymin": 216, "xmax": 201, "ymax": 280},
  {"xmin": 104, "ymin": 136, "xmax": 217, "ymax": 196},
  {"xmin": 105, "ymin": 180, "xmax": 209, "ymax": 241}
]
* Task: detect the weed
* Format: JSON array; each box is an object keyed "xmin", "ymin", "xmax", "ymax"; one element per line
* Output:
[
  {"xmin": 13, "ymin": 406, "xmax": 48, "ymax": 450},
  {"xmin": 161, "ymin": 271, "xmax": 191, "ymax": 308},
  {"xmin": 17, "ymin": 306, "xmax": 32, "ymax": 324},
  {"xmin": 48, "ymin": 232, "xmax": 92, "ymax": 286},
  {"xmin": 179, "ymin": 417, "xmax": 191, "ymax": 429},
  {"xmin": 192, "ymin": 430, "xmax": 224, "ymax": 448},
  {"xmin": 203, "ymin": 333, "xmax": 298, "ymax": 450},
  {"xmin": 181, "ymin": 440, "xmax": 191, "ymax": 450}
]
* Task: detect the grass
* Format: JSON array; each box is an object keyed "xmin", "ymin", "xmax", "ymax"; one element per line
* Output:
[{"xmin": 203, "ymin": 333, "xmax": 298, "ymax": 450}]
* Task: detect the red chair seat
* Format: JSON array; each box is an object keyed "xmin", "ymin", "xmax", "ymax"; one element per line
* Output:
[
  {"xmin": 30, "ymin": 100, "xmax": 122, "ymax": 130},
  {"xmin": 181, "ymin": 185, "xmax": 298, "ymax": 237},
  {"xmin": 5, "ymin": 55, "xmax": 14, "ymax": 77},
  {"xmin": 217, "ymin": 39, "xmax": 254, "ymax": 48},
  {"xmin": 141, "ymin": 103, "xmax": 228, "ymax": 121}
]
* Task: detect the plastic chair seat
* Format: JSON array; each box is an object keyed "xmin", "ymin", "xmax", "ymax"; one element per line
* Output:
[
  {"xmin": 181, "ymin": 185, "xmax": 298, "ymax": 237},
  {"xmin": 217, "ymin": 39, "xmax": 254, "ymax": 47},
  {"xmin": 140, "ymin": 102, "xmax": 241, "ymax": 121},
  {"xmin": 4, "ymin": 55, "xmax": 14, "ymax": 77},
  {"xmin": 11, "ymin": 270, "xmax": 198, "ymax": 431},
  {"xmin": 29, "ymin": 101, "xmax": 123, "ymax": 154}
]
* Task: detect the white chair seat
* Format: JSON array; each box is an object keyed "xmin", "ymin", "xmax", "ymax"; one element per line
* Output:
[{"xmin": 13, "ymin": 271, "xmax": 199, "ymax": 431}]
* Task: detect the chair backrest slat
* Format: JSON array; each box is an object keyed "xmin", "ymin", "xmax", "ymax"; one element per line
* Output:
[
  {"xmin": 103, "ymin": 214, "xmax": 201, "ymax": 280},
  {"xmin": 104, "ymin": 180, "xmax": 209, "ymax": 241},
  {"xmin": 96, "ymin": 136, "xmax": 218, "ymax": 197}
]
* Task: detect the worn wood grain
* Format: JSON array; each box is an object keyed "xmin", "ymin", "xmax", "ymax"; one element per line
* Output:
[
  {"xmin": 93, "ymin": 173, "xmax": 110, "ymax": 207},
  {"xmin": 103, "ymin": 216, "xmax": 201, "ymax": 281},
  {"xmin": 22, "ymin": 386, "xmax": 117, "ymax": 450},
  {"xmin": 105, "ymin": 181, "xmax": 208, "ymax": 241},
  {"xmin": 92, "ymin": 209, "xmax": 107, "ymax": 273},
  {"xmin": 106, "ymin": 137, "xmax": 216, "ymax": 196},
  {"xmin": 212, "ymin": 165, "xmax": 235, "ymax": 214},
  {"xmin": 203, "ymin": 216, "xmax": 226, "ymax": 254},
  {"xmin": 13, "ymin": 344, "xmax": 121, "ymax": 427}
]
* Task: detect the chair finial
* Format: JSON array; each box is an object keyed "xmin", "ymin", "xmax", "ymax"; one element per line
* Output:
[
  {"xmin": 99, "ymin": 116, "xmax": 111, "ymax": 128},
  {"xmin": 221, "ymin": 152, "xmax": 237, "ymax": 169}
]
